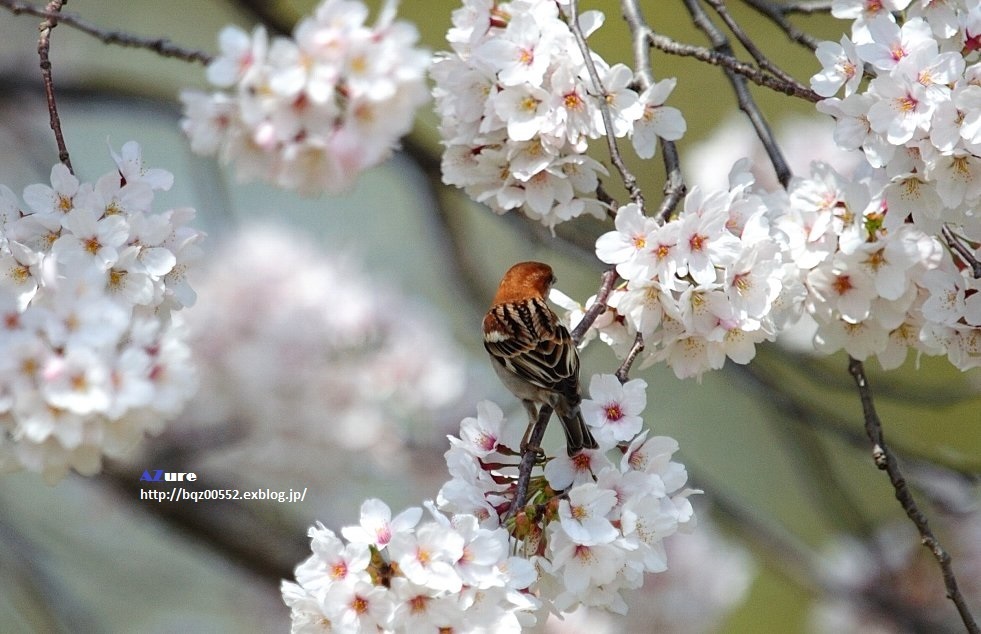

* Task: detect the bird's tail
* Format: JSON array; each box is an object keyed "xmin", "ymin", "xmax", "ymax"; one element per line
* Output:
[{"xmin": 558, "ymin": 407, "xmax": 598, "ymax": 456}]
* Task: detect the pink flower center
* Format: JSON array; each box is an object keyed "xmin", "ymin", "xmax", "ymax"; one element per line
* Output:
[
  {"xmin": 330, "ymin": 561, "xmax": 348, "ymax": 580},
  {"xmin": 689, "ymin": 233, "xmax": 706, "ymax": 252},
  {"xmin": 606, "ymin": 403, "xmax": 624, "ymax": 422},
  {"xmin": 833, "ymin": 274, "xmax": 854, "ymax": 296}
]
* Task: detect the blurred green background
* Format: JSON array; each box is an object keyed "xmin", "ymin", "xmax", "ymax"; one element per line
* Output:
[{"xmin": 0, "ymin": 1, "xmax": 977, "ymax": 632}]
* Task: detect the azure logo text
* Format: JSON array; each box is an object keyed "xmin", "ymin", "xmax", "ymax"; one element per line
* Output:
[{"xmin": 140, "ymin": 469, "xmax": 197, "ymax": 482}]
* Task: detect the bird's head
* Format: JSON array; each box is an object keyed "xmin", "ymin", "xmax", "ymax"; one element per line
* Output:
[{"xmin": 491, "ymin": 261, "xmax": 556, "ymax": 306}]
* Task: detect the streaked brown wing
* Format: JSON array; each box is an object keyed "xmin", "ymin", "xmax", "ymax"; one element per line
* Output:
[{"xmin": 484, "ymin": 298, "xmax": 580, "ymax": 399}]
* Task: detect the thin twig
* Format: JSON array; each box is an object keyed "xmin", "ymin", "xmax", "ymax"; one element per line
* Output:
[
  {"xmin": 570, "ymin": 267, "xmax": 619, "ymax": 343},
  {"xmin": 615, "ymin": 332, "xmax": 645, "ymax": 383},
  {"xmin": 942, "ymin": 225, "xmax": 981, "ymax": 279},
  {"xmin": 704, "ymin": 0, "xmax": 803, "ymax": 85},
  {"xmin": 36, "ymin": 0, "xmax": 71, "ymax": 172},
  {"xmin": 2, "ymin": 0, "xmax": 212, "ymax": 64},
  {"xmin": 595, "ymin": 182, "xmax": 619, "ymax": 216},
  {"xmin": 565, "ymin": 0, "xmax": 645, "ymax": 209},
  {"xmin": 645, "ymin": 30, "xmax": 821, "ymax": 102},
  {"xmin": 658, "ymin": 135, "xmax": 686, "ymax": 222},
  {"xmin": 740, "ymin": 0, "xmax": 822, "ymax": 50},
  {"xmin": 620, "ymin": 0, "xmax": 686, "ymax": 221},
  {"xmin": 781, "ymin": 0, "xmax": 834, "ymax": 14},
  {"xmin": 682, "ymin": 0, "xmax": 793, "ymax": 188},
  {"xmin": 847, "ymin": 357, "xmax": 980, "ymax": 634}
]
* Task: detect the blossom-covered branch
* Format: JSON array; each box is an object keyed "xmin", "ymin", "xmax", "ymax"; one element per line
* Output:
[
  {"xmin": 565, "ymin": 0, "xmax": 644, "ymax": 209},
  {"xmin": 3, "ymin": 0, "xmax": 978, "ymax": 629},
  {"xmin": 433, "ymin": 0, "xmax": 685, "ymax": 229},
  {"xmin": 180, "ymin": 4, "xmax": 430, "ymax": 195},
  {"xmin": 620, "ymin": 0, "xmax": 687, "ymax": 220},
  {"xmin": 0, "ymin": 143, "xmax": 203, "ymax": 482}
]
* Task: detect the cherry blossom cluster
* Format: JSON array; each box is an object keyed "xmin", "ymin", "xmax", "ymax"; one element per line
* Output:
[
  {"xmin": 591, "ymin": 165, "xmax": 804, "ymax": 379},
  {"xmin": 783, "ymin": 162, "xmax": 981, "ymax": 369},
  {"xmin": 810, "ymin": 0, "xmax": 981, "ymax": 368},
  {"xmin": 180, "ymin": 0, "xmax": 430, "ymax": 195},
  {"xmin": 432, "ymin": 0, "xmax": 685, "ymax": 229},
  {"xmin": 282, "ymin": 499, "xmax": 539, "ymax": 633},
  {"xmin": 538, "ymin": 518, "xmax": 754, "ymax": 632},
  {"xmin": 437, "ymin": 375, "xmax": 698, "ymax": 617},
  {"xmin": 0, "ymin": 143, "xmax": 203, "ymax": 482},
  {"xmin": 183, "ymin": 224, "xmax": 468, "ymax": 473}
]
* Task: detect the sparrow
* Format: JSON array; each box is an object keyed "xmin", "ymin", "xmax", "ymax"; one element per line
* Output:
[{"xmin": 482, "ymin": 261, "xmax": 598, "ymax": 456}]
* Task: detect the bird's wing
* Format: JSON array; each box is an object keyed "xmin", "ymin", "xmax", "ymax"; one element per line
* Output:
[{"xmin": 483, "ymin": 297, "xmax": 579, "ymax": 396}]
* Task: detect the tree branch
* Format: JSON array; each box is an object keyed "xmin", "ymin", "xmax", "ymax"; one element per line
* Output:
[
  {"xmin": 739, "ymin": 0, "xmax": 822, "ymax": 51},
  {"xmin": 508, "ymin": 404, "xmax": 553, "ymax": 517},
  {"xmin": 847, "ymin": 357, "xmax": 980, "ymax": 634},
  {"xmin": 682, "ymin": 0, "xmax": 794, "ymax": 188},
  {"xmin": 780, "ymin": 0, "xmax": 834, "ymax": 14},
  {"xmin": 657, "ymin": 138, "xmax": 687, "ymax": 222},
  {"xmin": 942, "ymin": 225, "xmax": 981, "ymax": 279},
  {"xmin": 35, "ymin": 0, "xmax": 71, "ymax": 172},
  {"xmin": 570, "ymin": 267, "xmax": 619, "ymax": 343},
  {"xmin": 704, "ymin": 0, "xmax": 803, "ymax": 85},
  {"xmin": 615, "ymin": 332, "xmax": 645, "ymax": 383},
  {"xmin": 644, "ymin": 29, "xmax": 821, "ymax": 102},
  {"xmin": 2, "ymin": 0, "xmax": 212, "ymax": 64}
]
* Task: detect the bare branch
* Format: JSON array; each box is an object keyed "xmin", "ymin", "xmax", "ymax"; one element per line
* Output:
[
  {"xmin": 682, "ymin": 0, "xmax": 793, "ymax": 188},
  {"xmin": 35, "ymin": 0, "xmax": 72, "ymax": 171},
  {"xmin": 570, "ymin": 267, "xmax": 619, "ymax": 343},
  {"xmin": 615, "ymin": 332, "xmax": 645, "ymax": 383},
  {"xmin": 704, "ymin": 0, "xmax": 803, "ymax": 85},
  {"xmin": 645, "ymin": 29, "xmax": 821, "ymax": 102},
  {"xmin": 657, "ymin": 139, "xmax": 686, "ymax": 222},
  {"xmin": 847, "ymin": 357, "xmax": 980, "ymax": 634},
  {"xmin": 740, "ymin": 0, "xmax": 822, "ymax": 50},
  {"xmin": 2, "ymin": 0, "xmax": 212, "ymax": 64},
  {"xmin": 942, "ymin": 225, "xmax": 981, "ymax": 279},
  {"xmin": 780, "ymin": 0, "xmax": 834, "ymax": 14}
]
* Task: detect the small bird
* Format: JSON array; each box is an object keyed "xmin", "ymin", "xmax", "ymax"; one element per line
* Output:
[{"xmin": 483, "ymin": 261, "xmax": 598, "ymax": 456}]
